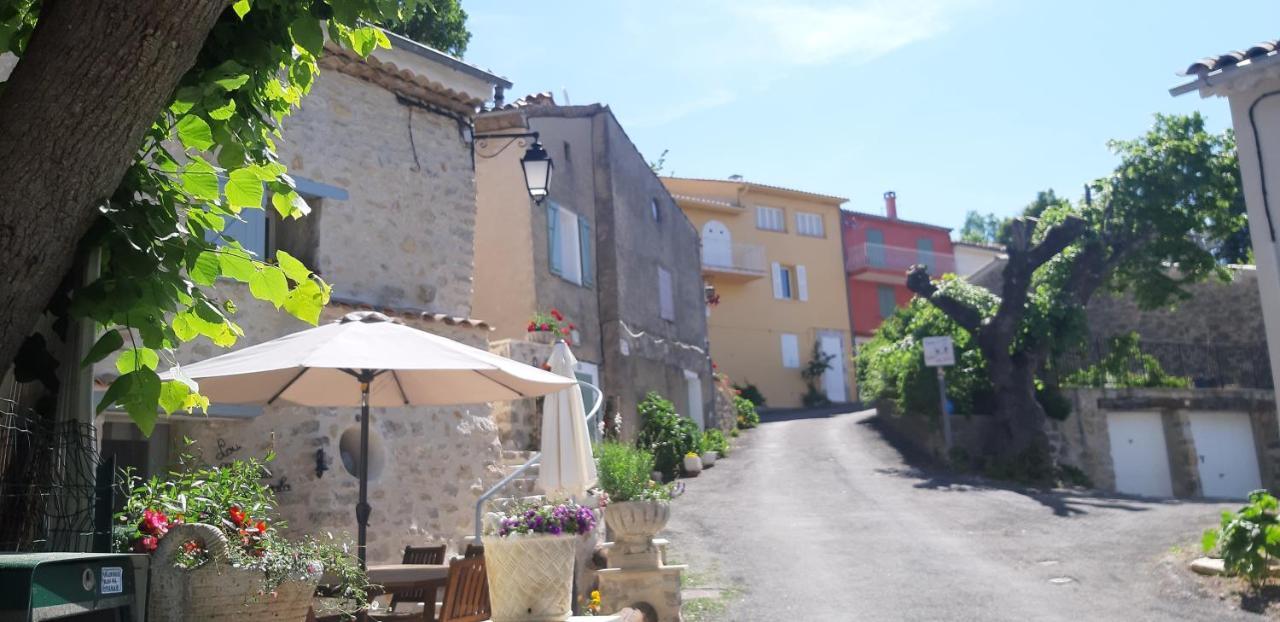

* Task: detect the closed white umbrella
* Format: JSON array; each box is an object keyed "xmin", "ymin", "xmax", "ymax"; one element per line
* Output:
[
  {"xmin": 536, "ymin": 341, "xmax": 597, "ymax": 500},
  {"xmin": 160, "ymin": 311, "xmax": 576, "ymax": 565}
]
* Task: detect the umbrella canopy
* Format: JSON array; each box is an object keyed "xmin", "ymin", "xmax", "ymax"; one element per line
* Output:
[
  {"xmin": 536, "ymin": 341, "xmax": 598, "ymax": 500},
  {"xmin": 168, "ymin": 312, "xmax": 576, "ymax": 407},
  {"xmin": 160, "ymin": 311, "xmax": 577, "ymax": 565}
]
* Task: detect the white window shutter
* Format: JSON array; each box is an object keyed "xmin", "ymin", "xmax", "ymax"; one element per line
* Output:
[
  {"xmin": 781, "ymin": 333, "xmax": 799, "ymax": 368},
  {"xmin": 771, "ymin": 262, "xmax": 783, "ymax": 299},
  {"xmin": 797, "ymin": 265, "xmax": 808, "ymax": 301}
]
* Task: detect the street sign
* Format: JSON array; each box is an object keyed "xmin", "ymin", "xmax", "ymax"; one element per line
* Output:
[{"xmin": 922, "ymin": 336, "xmax": 955, "ymax": 367}]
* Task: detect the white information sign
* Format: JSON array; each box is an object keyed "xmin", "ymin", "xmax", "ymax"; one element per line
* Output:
[
  {"xmin": 100, "ymin": 567, "xmax": 123, "ymax": 594},
  {"xmin": 922, "ymin": 336, "xmax": 955, "ymax": 367}
]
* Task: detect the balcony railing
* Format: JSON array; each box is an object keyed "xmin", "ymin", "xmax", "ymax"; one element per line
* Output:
[
  {"xmin": 702, "ymin": 242, "xmax": 767, "ymax": 277},
  {"xmin": 846, "ymin": 243, "xmax": 955, "ymax": 275}
]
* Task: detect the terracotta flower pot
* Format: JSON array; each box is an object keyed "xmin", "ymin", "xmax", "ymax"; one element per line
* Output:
[
  {"xmin": 482, "ymin": 533, "xmax": 577, "ymax": 622},
  {"xmin": 147, "ymin": 523, "xmax": 319, "ymax": 622}
]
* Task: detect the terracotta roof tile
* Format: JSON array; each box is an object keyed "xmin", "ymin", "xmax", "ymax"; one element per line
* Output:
[
  {"xmin": 320, "ymin": 43, "xmax": 484, "ymax": 116},
  {"xmin": 329, "ymin": 298, "xmax": 492, "ymax": 331},
  {"xmin": 1182, "ymin": 38, "xmax": 1279, "ymax": 76}
]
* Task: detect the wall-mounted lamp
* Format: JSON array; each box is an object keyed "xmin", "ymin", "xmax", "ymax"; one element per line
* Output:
[
  {"xmin": 315, "ymin": 447, "xmax": 330, "ymax": 479},
  {"xmin": 474, "ymin": 131, "xmax": 554, "ymax": 205}
]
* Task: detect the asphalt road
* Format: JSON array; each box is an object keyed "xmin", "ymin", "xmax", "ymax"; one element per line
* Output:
[{"xmin": 664, "ymin": 408, "xmax": 1255, "ymax": 621}]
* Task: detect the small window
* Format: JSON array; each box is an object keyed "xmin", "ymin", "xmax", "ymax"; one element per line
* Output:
[
  {"xmin": 779, "ymin": 265, "xmax": 793, "ymax": 299},
  {"xmin": 651, "ymin": 198, "xmax": 661, "ymax": 222},
  {"xmin": 547, "ymin": 202, "xmax": 586, "ymax": 286},
  {"xmin": 796, "ymin": 212, "xmax": 824, "ymax": 237},
  {"xmin": 780, "ymin": 333, "xmax": 800, "ymax": 368},
  {"xmin": 658, "ymin": 267, "xmax": 675, "ymax": 321},
  {"xmin": 756, "ymin": 206, "xmax": 785, "ymax": 232},
  {"xmin": 866, "ymin": 228, "xmax": 886, "ymax": 267},
  {"xmin": 877, "ymin": 285, "xmax": 897, "ymax": 319}
]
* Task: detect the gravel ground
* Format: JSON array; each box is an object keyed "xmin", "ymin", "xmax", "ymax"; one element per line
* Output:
[{"xmin": 663, "ymin": 408, "xmax": 1261, "ymax": 621}]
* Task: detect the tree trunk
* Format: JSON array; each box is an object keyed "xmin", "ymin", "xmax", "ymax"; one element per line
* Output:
[{"xmin": 0, "ymin": 0, "xmax": 227, "ymax": 375}]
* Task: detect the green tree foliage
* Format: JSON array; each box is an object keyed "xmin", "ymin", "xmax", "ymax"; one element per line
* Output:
[
  {"xmin": 1060, "ymin": 333, "xmax": 1190, "ymax": 389},
  {"xmin": 0, "ymin": 1, "xmax": 468, "ymax": 434},
  {"xmin": 857, "ymin": 277, "xmax": 997, "ymax": 419},
  {"xmin": 381, "ymin": 0, "xmax": 470, "ymax": 55},
  {"xmin": 904, "ymin": 113, "xmax": 1247, "ymax": 458},
  {"xmin": 958, "ymin": 211, "xmax": 1000, "ymax": 245}
]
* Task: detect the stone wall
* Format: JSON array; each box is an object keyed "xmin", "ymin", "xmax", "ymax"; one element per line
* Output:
[
  {"xmin": 278, "ymin": 64, "xmax": 478, "ymax": 317},
  {"xmin": 488, "ymin": 338, "xmax": 554, "ymax": 451}
]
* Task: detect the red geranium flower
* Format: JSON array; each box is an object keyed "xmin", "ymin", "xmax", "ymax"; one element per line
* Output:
[
  {"xmin": 139, "ymin": 508, "xmax": 170, "ymax": 537},
  {"xmin": 228, "ymin": 505, "xmax": 247, "ymax": 527},
  {"xmin": 540, "ymin": 323, "xmax": 551, "ymax": 331},
  {"xmin": 255, "ymin": 520, "xmax": 267, "ymax": 534},
  {"xmin": 568, "ymin": 323, "xmax": 576, "ymax": 330},
  {"xmin": 550, "ymin": 308, "xmax": 563, "ymax": 321},
  {"xmin": 134, "ymin": 536, "xmax": 158, "ymax": 554},
  {"xmin": 527, "ymin": 322, "xmax": 536, "ymax": 332},
  {"xmin": 561, "ymin": 326, "xmax": 571, "ymax": 335}
]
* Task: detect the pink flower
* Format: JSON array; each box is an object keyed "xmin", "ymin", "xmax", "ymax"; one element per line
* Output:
[
  {"xmin": 134, "ymin": 536, "xmax": 158, "ymax": 554},
  {"xmin": 139, "ymin": 509, "xmax": 170, "ymax": 537}
]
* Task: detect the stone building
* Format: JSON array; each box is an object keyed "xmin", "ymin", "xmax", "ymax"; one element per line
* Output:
[
  {"xmin": 473, "ymin": 96, "xmax": 712, "ymax": 444},
  {"xmin": 93, "ymin": 34, "xmax": 516, "ymax": 564}
]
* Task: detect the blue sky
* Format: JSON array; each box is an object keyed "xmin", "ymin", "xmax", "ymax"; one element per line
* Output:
[{"xmin": 463, "ymin": 1, "xmax": 1280, "ymax": 231}]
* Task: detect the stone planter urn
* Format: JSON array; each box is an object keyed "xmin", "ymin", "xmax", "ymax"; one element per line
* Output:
[
  {"xmin": 604, "ymin": 501, "xmax": 671, "ymax": 555},
  {"xmin": 527, "ymin": 330, "xmax": 557, "ymax": 345},
  {"xmin": 701, "ymin": 451, "xmax": 719, "ymax": 467},
  {"xmin": 682, "ymin": 454, "xmax": 703, "ymax": 476},
  {"xmin": 482, "ymin": 533, "xmax": 577, "ymax": 622},
  {"xmin": 147, "ymin": 523, "xmax": 319, "ymax": 622}
]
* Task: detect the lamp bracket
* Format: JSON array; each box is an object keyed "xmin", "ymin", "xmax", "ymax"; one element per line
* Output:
[{"xmin": 473, "ymin": 131, "xmax": 540, "ymax": 159}]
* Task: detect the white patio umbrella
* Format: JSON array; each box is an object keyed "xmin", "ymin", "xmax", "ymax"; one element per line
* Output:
[
  {"xmin": 160, "ymin": 311, "xmax": 576, "ymax": 565},
  {"xmin": 536, "ymin": 341, "xmax": 598, "ymax": 500}
]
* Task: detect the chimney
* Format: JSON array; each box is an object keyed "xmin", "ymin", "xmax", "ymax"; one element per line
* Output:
[{"xmin": 884, "ymin": 191, "xmax": 897, "ymax": 219}]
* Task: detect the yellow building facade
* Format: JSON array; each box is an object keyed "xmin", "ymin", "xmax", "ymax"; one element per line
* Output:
[{"xmin": 663, "ymin": 177, "xmax": 853, "ymax": 409}]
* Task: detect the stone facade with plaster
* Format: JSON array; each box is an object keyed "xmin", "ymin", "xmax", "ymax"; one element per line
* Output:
[
  {"xmin": 94, "ymin": 41, "xmax": 513, "ymax": 564},
  {"xmin": 474, "ymin": 101, "xmax": 712, "ymax": 444}
]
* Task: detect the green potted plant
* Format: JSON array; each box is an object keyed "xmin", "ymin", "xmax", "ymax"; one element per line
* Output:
[
  {"xmin": 527, "ymin": 308, "xmax": 575, "ymax": 345},
  {"xmin": 482, "ymin": 500, "xmax": 597, "ymax": 622},
  {"xmin": 115, "ymin": 448, "xmax": 369, "ymax": 621},
  {"xmin": 700, "ymin": 429, "xmax": 729, "ymax": 466},
  {"xmin": 595, "ymin": 442, "xmax": 682, "ymax": 569},
  {"xmin": 635, "ymin": 392, "xmax": 699, "ymax": 481},
  {"xmin": 682, "ymin": 450, "xmax": 703, "ymax": 476}
]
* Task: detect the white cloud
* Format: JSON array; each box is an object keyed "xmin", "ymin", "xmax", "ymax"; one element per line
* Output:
[
  {"xmin": 625, "ymin": 88, "xmax": 738, "ymax": 128},
  {"xmin": 727, "ymin": 0, "xmax": 986, "ymax": 66}
]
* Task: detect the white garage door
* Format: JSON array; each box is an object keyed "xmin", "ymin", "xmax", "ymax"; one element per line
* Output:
[
  {"xmin": 1107, "ymin": 412, "xmax": 1174, "ymax": 498},
  {"xmin": 1189, "ymin": 412, "xmax": 1262, "ymax": 500}
]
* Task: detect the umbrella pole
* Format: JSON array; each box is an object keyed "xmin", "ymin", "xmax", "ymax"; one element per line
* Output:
[{"xmin": 356, "ymin": 371, "xmax": 373, "ymax": 569}]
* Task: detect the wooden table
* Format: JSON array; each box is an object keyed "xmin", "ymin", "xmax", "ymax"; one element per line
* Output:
[{"xmin": 365, "ymin": 564, "xmax": 450, "ymax": 621}]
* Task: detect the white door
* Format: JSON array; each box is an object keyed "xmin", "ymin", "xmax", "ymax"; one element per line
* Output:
[
  {"xmin": 684, "ymin": 369, "xmax": 705, "ymax": 430},
  {"xmin": 1189, "ymin": 412, "xmax": 1262, "ymax": 499},
  {"xmin": 819, "ymin": 334, "xmax": 847, "ymax": 403},
  {"xmin": 1107, "ymin": 412, "xmax": 1174, "ymax": 498},
  {"xmin": 701, "ymin": 220, "xmax": 731, "ymax": 267}
]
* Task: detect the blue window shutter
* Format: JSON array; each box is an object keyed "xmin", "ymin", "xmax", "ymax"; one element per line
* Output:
[
  {"xmin": 547, "ymin": 204, "xmax": 562, "ymax": 275},
  {"xmin": 579, "ymin": 218, "xmax": 593, "ymax": 286}
]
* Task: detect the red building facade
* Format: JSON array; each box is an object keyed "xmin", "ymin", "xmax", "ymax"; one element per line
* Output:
[{"xmin": 842, "ymin": 192, "xmax": 955, "ymax": 342}]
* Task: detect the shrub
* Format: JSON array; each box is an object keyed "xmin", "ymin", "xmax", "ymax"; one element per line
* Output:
[
  {"xmin": 733, "ymin": 383, "xmax": 766, "ymax": 407},
  {"xmin": 1204, "ymin": 490, "xmax": 1280, "ymax": 589},
  {"xmin": 596, "ymin": 441, "xmax": 656, "ymax": 502},
  {"xmin": 701, "ymin": 429, "xmax": 729, "ymax": 457},
  {"xmin": 635, "ymin": 392, "xmax": 700, "ymax": 481},
  {"xmin": 1061, "ymin": 332, "xmax": 1191, "ymax": 389},
  {"xmin": 856, "ymin": 282, "xmax": 995, "ymax": 419},
  {"xmin": 800, "ymin": 341, "xmax": 835, "ymax": 408},
  {"xmin": 734, "ymin": 395, "xmax": 759, "ymax": 429}
]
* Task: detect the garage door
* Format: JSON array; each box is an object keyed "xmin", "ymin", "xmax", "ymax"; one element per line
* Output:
[
  {"xmin": 1189, "ymin": 412, "xmax": 1262, "ymax": 500},
  {"xmin": 1107, "ymin": 412, "xmax": 1174, "ymax": 498}
]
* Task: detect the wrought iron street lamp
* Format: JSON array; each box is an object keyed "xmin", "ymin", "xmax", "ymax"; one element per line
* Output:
[{"xmin": 474, "ymin": 131, "xmax": 554, "ymax": 205}]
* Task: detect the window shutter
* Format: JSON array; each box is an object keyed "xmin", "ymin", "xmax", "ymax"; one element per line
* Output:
[
  {"xmin": 771, "ymin": 262, "xmax": 783, "ymax": 299},
  {"xmin": 781, "ymin": 334, "xmax": 800, "ymax": 368},
  {"xmin": 796, "ymin": 265, "xmax": 809, "ymax": 301},
  {"xmin": 658, "ymin": 268, "xmax": 674, "ymax": 321},
  {"xmin": 579, "ymin": 218, "xmax": 593, "ymax": 286},
  {"xmin": 547, "ymin": 204, "xmax": 562, "ymax": 275}
]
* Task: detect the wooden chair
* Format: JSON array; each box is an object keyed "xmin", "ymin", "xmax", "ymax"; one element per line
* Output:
[
  {"xmin": 402, "ymin": 544, "xmax": 447, "ymax": 565},
  {"xmin": 437, "ymin": 557, "xmax": 490, "ymax": 622},
  {"xmin": 382, "ymin": 545, "xmax": 449, "ymax": 621},
  {"xmin": 462, "ymin": 543, "xmax": 484, "ymax": 559}
]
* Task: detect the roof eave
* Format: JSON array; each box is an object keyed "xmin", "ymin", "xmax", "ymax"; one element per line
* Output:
[
  {"xmin": 1170, "ymin": 52, "xmax": 1280, "ymax": 98},
  {"xmin": 384, "ymin": 30, "xmax": 513, "ymax": 89}
]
